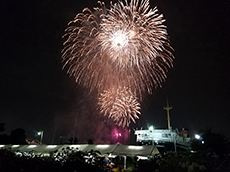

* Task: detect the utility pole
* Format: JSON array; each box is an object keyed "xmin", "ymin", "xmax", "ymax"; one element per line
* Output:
[
  {"xmin": 51, "ymin": 129, "xmax": 56, "ymax": 144},
  {"xmin": 163, "ymin": 99, "xmax": 172, "ymax": 130},
  {"xmin": 73, "ymin": 112, "xmax": 77, "ymax": 138}
]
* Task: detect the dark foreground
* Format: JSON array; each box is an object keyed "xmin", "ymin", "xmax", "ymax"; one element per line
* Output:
[{"xmin": 0, "ymin": 148, "xmax": 230, "ymax": 172}]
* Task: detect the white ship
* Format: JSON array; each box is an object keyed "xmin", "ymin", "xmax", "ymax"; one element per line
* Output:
[{"xmin": 134, "ymin": 100, "xmax": 191, "ymax": 151}]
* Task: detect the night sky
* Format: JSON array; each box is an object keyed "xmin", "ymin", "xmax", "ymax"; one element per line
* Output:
[{"xmin": 0, "ymin": 0, "xmax": 229, "ymax": 144}]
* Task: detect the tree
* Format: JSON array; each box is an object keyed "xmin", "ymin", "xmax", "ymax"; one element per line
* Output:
[
  {"xmin": 190, "ymin": 128, "xmax": 229, "ymax": 156},
  {"xmin": 0, "ymin": 123, "xmax": 5, "ymax": 132},
  {"xmin": 0, "ymin": 123, "xmax": 10, "ymax": 144},
  {"xmin": 88, "ymin": 139, "xmax": 94, "ymax": 144},
  {"xmin": 0, "ymin": 134, "xmax": 10, "ymax": 144},
  {"xmin": 10, "ymin": 128, "xmax": 27, "ymax": 144},
  {"xmin": 68, "ymin": 136, "xmax": 79, "ymax": 144}
]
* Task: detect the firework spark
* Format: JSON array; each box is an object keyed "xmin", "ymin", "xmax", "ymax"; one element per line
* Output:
[
  {"xmin": 98, "ymin": 87, "xmax": 141, "ymax": 127},
  {"xmin": 62, "ymin": 0, "xmax": 174, "ymax": 96},
  {"xmin": 62, "ymin": 1, "xmax": 107, "ymax": 92},
  {"xmin": 99, "ymin": 0, "xmax": 173, "ymax": 68}
]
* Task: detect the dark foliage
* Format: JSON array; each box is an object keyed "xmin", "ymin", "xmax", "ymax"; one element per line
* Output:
[
  {"xmin": 68, "ymin": 136, "xmax": 79, "ymax": 144},
  {"xmin": 0, "ymin": 147, "xmax": 107, "ymax": 172},
  {"xmin": 0, "ymin": 123, "xmax": 5, "ymax": 132},
  {"xmin": 0, "ymin": 127, "xmax": 27, "ymax": 145},
  {"xmin": 190, "ymin": 128, "xmax": 229, "ymax": 157},
  {"xmin": 87, "ymin": 139, "xmax": 94, "ymax": 144},
  {"xmin": 133, "ymin": 151, "xmax": 230, "ymax": 172}
]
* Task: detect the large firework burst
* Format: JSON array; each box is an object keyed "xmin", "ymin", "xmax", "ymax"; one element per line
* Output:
[
  {"xmin": 98, "ymin": 87, "xmax": 141, "ymax": 127},
  {"xmin": 99, "ymin": 0, "xmax": 173, "ymax": 68},
  {"xmin": 62, "ymin": 0, "xmax": 174, "ymax": 96}
]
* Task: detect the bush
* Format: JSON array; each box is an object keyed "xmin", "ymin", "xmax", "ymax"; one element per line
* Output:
[{"xmin": 0, "ymin": 147, "xmax": 106, "ymax": 172}]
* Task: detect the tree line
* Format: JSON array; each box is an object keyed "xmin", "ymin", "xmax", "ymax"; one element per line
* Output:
[{"xmin": 0, "ymin": 123, "xmax": 27, "ymax": 144}]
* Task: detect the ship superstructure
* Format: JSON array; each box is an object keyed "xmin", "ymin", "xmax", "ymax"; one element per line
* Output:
[
  {"xmin": 134, "ymin": 100, "xmax": 190, "ymax": 151},
  {"xmin": 135, "ymin": 128, "xmax": 190, "ymax": 148}
]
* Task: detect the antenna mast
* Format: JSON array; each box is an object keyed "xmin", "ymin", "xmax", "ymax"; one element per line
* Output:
[{"xmin": 163, "ymin": 99, "xmax": 173, "ymax": 130}]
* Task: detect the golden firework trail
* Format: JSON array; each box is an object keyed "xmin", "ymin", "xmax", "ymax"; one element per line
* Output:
[{"xmin": 62, "ymin": 0, "xmax": 174, "ymax": 127}]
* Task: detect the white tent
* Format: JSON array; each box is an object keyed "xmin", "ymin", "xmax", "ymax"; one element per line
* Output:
[
  {"xmin": 0, "ymin": 144, "xmax": 160, "ymax": 158},
  {"xmin": 112, "ymin": 145, "xmax": 159, "ymax": 157},
  {"xmin": 80, "ymin": 144, "xmax": 118, "ymax": 155}
]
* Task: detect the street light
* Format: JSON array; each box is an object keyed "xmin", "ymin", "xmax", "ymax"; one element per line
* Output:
[
  {"xmin": 149, "ymin": 126, "xmax": 154, "ymax": 132},
  {"xmin": 195, "ymin": 134, "xmax": 204, "ymax": 144},
  {"xmin": 38, "ymin": 131, "xmax": 44, "ymax": 143},
  {"xmin": 195, "ymin": 134, "xmax": 201, "ymax": 140}
]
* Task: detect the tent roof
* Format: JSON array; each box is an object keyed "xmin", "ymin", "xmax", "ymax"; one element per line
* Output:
[
  {"xmin": 81, "ymin": 144, "xmax": 118, "ymax": 154},
  {"xmin": 112, "ymin": 145, "xmax": 159, "ymax": 156},
  {"xmin": 0, "ymin": 144, "xmax": 160, "ymax": 157}
]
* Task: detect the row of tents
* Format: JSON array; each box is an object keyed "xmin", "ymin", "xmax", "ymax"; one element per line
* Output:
[{"xmin": 0, "ymin": 144, "xmax": 164, "ymax": 159}]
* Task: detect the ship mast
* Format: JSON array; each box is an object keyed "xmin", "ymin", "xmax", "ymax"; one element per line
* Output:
[{"xmin": 163, "ymin": 99, "xmax": 173, "ymax": 130}]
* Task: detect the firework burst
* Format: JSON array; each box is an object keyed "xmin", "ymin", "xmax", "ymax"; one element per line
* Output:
[
  {"xmin": 99, "ymin": 0, "xmax": 173, "ymax": 68},
  {"xmin": 98, "ymin": 87, "xmax": 141, "ymax": 127},
  {"xmin": 62, "ymin": 0, "xmax": 174, "ymax": 96},
  {"xmin": 62, "ymin": 1, "xmax": 107, "ymax": 92}
]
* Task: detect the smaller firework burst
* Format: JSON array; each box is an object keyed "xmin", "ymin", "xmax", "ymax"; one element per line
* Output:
[{"xmin": 98, "ymin": 87, "xmax": 141, "ymax": 127}]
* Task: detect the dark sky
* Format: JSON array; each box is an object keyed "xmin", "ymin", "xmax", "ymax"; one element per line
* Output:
[{"xmin": 0, "ymin": 0, "xmax": 229, "ymax": 144}]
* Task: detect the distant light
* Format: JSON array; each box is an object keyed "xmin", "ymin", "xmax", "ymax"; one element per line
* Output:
[
  {"xmin": 28, "ymin": 145, "xmax": 37, "ymax": 148},
  {"xmin": 202, "ymin": 141, "xmax": 204, "ymax": 144},
  {"xmin": 96, "ymin": 145, "xmax": 109, "ymax": 148},
  {"xmin": 115, "ymin": 132, "xmax": 122, "ymax": 137},
  {"xmin": 195, "ymin": 134, "xmax": 200, "ymax": 140},
  {"xmin": 149, "ymin": 126, "xmax": 154, "ymax": 131},
  {"xmin": 0, "ymin": 145, "xmax": 4, "ymax": 147},
  {"xmin": 137, "ymin": 156, "xmax": 148, "ymax": 160},
  {"xmin": 47, "ymin": 145, "xmax": 57, "ymax": 148},
  {"xmin": 12, "ymin": 145, "xmax": 20, "ymax": 148},
  {"xmin": 108, "ymin": 153, "xmax": 116, "ymax": 158},
  {"xmin": 190, "ymin": 150, "xmax": 197, "ymax": 153},
  {"xmin": 128, "ymin": 146, "xmax": 143, "ymax": 150},
  {"xmin": 38, "ymin": 131, "xmax": 43, "ymax": 135}
]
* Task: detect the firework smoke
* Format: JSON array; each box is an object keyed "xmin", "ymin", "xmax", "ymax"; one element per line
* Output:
[{"xmin": 98, "ymin": 87, "xmax": 141, "ymax": 127}]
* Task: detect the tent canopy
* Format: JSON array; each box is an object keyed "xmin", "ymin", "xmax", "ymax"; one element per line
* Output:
[{"xmin": 0, "ymin": 144, "xmax": 160, "ymax": 158}]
